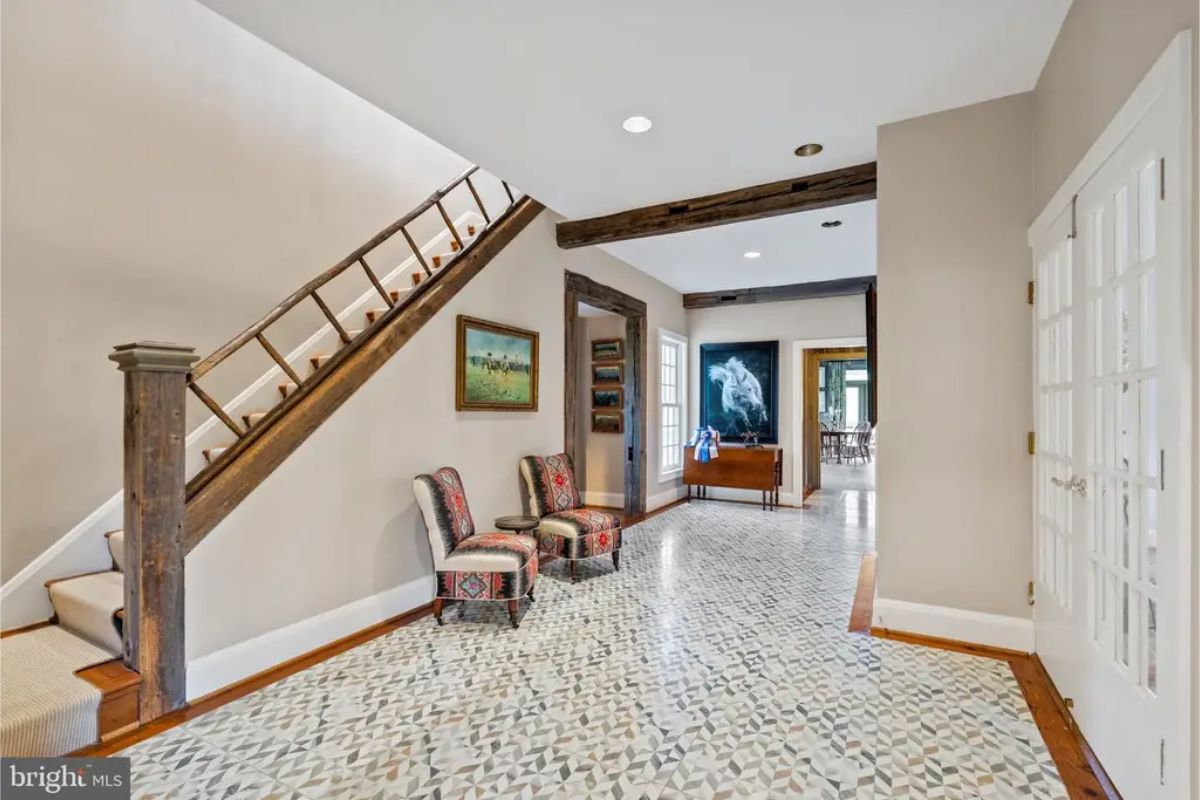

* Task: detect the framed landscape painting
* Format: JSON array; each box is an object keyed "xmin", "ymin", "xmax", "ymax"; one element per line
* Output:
[
  {"xmin": 592, "ymin": 363, "xmax": 623, "ymax": 385},
  {"xmin": 699, "ymin": 340, "xmax": 779, "ymax": 443},
  {"xmin": 592, "ymin": 387, "xmax": 623, "ymax": 409},
  {"xmin": 456, "ymin": 315, "xmax": 539, "ymax": 411},
  {"xmin": 592, "ymin": 412, "xmax": 623, "ymax": 434},
  {"xmin": 591, "ymin": 338, "xmax": 624, "ymax": 361}
]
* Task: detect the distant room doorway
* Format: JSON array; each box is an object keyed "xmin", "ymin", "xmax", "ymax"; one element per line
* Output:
[{"xmin": 802, "ymin": 347, "xmax": 873, "ymax": 494}]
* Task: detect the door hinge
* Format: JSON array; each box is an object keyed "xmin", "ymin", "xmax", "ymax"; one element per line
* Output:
[
  {"xmin": 1159, "ymin": 157, "xmax": 1166, "ymax": 200},
  {"xmin": 1027, "ymin": 280, "xmax": 1035, "ymax": 306},
  {"xmin": 1160, "ymin": 449, "xmax": 1166, "ymax": 490},
  {"xmin": 1068, "ymin": 195, "xmax": 1078, "ymax": 239},
  {"xmin": 1027, "ymin": 581, "xmax": 1036, "ymax": 607},
  {"xmin": 1159, "ymin": 738, "xmax": 1165, "ymax": 785},
  {"xmin": 1027, "ymin": 432, "xmax": 1036, "ymax": 455}
]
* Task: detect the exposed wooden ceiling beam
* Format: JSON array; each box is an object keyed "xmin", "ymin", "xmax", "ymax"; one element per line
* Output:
[
  {"xmin": 682, "ymin": 276, "xmax": 875, "ymax": 310},
  {"xmin": 556, "ymin": 162, "xmax": 876, "ymax": 249}
]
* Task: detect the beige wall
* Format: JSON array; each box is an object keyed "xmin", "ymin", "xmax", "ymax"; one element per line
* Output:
[
  {"xmin": 1032, "ymin": 0, "xmax": 1198, "ymax": 210},
  {"xmin": 876, "ymin": 93, "xmax": 1035, "ymax": 620},
  {"xmin": 0, "ymin": 0, "xmax": 481, "ymax": 583},
  {"xmin": 577, "ymin": 315, "xmax": 626, "ymax": 503},
  {"xmin": 187, "ymin": 211, "xmax": 685, "ymax": 663},
  {"xmin": 686, "ymin": 295, "xmax": 866, "ymax": 502},
  {"xmin": 1033, "ymin": 4, "xmax": 1199, "ymax": 792}
]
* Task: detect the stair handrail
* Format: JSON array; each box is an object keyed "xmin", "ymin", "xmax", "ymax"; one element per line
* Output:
[{"xmin": 184, "ymin": 165, "xmax": 518, "ymax": 441}]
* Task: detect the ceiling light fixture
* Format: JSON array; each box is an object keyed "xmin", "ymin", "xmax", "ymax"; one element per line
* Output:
[
  {"xmin": 743, "ymin": 251, "xmax": 762, "ymax": 259},
  {"xmin": 794, "ymin": 143, "xmax": 824, "ymax": 157},
  {"xmin": 622, "ymin": 115, "xmax": 653, "ymax": 134},
  {"xmin": 821, "ymin": 220, "xmax": 843, "ymax": 228}
]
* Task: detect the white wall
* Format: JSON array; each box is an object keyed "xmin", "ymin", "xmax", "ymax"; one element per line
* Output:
[
  {"xmin": 686, "ymin": 295, "xmax": 866, "ymax": 504},
  {"xmin": 0, "ymin": 0, "xmax": 481, "ymax": 584},
  {"xmin": 577, "ymin": 315, "xmax": 626, "ymax": 506},
  {"xmin": 875, "ymin": 93, "xmax": 1035, "ymax": 641}
]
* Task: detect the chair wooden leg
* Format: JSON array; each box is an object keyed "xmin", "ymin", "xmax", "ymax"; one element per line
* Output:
[
  {"xmin": 612, "ymin": 550, "xmax": 620, "ymax": 571},
  {"xmin": 569, "ymin": 559, "xmax": 578, "ymax": 583},
  {"xmin": 528, "ymin": 585, "xmax": 536, "ymax": 602},
  {"xmin": 433, "ymin": 598, "xmax": 444, "ymax": 626},
  {"xmin": 508, "ymin": 599, "xmax": 520, "ymax": 629}
]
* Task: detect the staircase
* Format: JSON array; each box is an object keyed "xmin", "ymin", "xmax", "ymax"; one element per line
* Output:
[{"xmin": 0, "ymin": 165, "xmax": 543, "ymax": 756}]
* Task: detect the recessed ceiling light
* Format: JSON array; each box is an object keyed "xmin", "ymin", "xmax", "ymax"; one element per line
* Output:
[
  {"xmin": 743, "ymin": 251, "xmax": 762, "ymax": 259},
  {"xmin": 794, "ymin": 143, "xmax": 824, "ymax": 157},
  {"xmin": 622, "ymin": 115, "xmax": 653, "ymax": 134},
  {"xmin": 821, "ymin": 220, "xmax": 842, "ymax": 228}
]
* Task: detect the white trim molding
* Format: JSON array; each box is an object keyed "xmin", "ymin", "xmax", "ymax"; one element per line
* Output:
[
  {"xmin": 872, "ymin": 597, "xmax": 1035, "ymax": 653},
  {"xmin": 186, "ymin": 576, "xmax": 432, "ymax": 700},
  {"xmin": 582, "ymin": 491, "xmax": 624, "ymax": 509},
  {"xmin": 647, "ymin": 484, "xmax": 687, "ymax": 512}
]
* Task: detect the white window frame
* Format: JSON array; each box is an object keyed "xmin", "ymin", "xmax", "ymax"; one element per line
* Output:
[{"xmin": 658, "ymin": 329, "xmax": 688, "ymax": 480}]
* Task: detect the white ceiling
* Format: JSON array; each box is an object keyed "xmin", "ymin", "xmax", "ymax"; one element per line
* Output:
[
  {"xmin": 202, "ymin": 0, "xmax": 1069, "ymax": 292},
  {"xmin": 604, "ymin": 201, "xmax": 876, "ymax": 293},
  {"xmin": 578, "ymin": 302, "xmax": 619, "ymax": 319}
]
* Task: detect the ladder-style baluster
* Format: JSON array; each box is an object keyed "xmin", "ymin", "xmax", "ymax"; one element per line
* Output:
[
  {"xmin": 436, "ymin": 200, "xmax": 465, "ymax": 250},
  {"xmin": 464, "ymin": 176, "xmax": 491, "ymax": 224},
  {"xmin": 398, "ymin": 230, "xmax": 431, "ymax": 278},
  {"xmin": 501, "ymin": 180, "xmax": 516, "ymax": 204},
  {"xmin": 310, "ymin": 290, "xmax": 352, "ymax": 345},
  {"xmin": 189, "ymin": 382, "xmax": 244, "ymax": 437},
  {"xmin": 359, "ymin": 257, "xmax": 397, "ymax": 305},
  {"xmin": 255, "ymin": 332, "xmax": 303, "ymax": 385}
]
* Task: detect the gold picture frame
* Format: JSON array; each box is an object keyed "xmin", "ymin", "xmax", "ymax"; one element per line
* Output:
[{"xmin": 456, "ymin": 315, "xmax": 539, "ymax": 411}]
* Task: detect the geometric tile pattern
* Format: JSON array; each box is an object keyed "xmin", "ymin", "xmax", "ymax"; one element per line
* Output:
[{"xmin": 120, "ymin": 489, "xmax": 1067, "ymax": 799}]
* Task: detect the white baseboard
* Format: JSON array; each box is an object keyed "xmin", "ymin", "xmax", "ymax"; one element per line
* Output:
[
  {"xmin": 646, "ymin": 484, "xmax": 686, "ymax": 512},
  {"xmin": 582, "ymin": 491, "xmax": 623, "ymax": 508},
  {"xmin": 186, "ymin": 576, "xmax": 433, "ymax": 700},
  {"xmin": 872, "ymin": 597, "xmax": 1034, "ymax": 653}
]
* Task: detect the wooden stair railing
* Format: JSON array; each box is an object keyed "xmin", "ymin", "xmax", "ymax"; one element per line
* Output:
[{"xmin": 110, "ymin": 168, "xmax": 542, "ymax": 720}]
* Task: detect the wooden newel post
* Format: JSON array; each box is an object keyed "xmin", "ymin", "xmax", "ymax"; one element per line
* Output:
[{"xmin": 109, "ymin": 341, "xmax": 198, "ymax": 719}]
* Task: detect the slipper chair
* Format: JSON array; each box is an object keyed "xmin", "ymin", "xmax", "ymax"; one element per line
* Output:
[
  {"xmin": 519, "ymin": 453, "xmax": 621, "ymax": 582},
  {"xmin": 413, "ymin": 467, "xmax": 537, "ymax": 628}
]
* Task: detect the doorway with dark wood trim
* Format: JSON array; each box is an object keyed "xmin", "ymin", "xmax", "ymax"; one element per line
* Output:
[
  {"xmin": 802, "ymin": 347, "xmax": 868, "ymax": 494},
  {"xmin": 564, "ymin": 271, "xmax": 647, "ymax": 516}
]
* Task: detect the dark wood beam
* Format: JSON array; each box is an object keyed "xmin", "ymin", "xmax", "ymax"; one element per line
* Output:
[
  {"xmin": 556, "ymin": 162, "xmax": 876, "ymax": 249},
  {"xmin": 682, "ymin": 276, "xmax": 875, "ymax": 310}
]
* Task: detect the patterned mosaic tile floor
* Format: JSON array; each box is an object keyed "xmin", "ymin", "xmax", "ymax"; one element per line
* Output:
[{"xmin": 120, "ymin": 491, "xmax": 1066, "ymax": 799}]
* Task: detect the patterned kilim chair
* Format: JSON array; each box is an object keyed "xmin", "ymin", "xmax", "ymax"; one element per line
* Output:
[
  {"xmin": 413, "ymin": 467, "xmax": 537, "ymax": 628},
  {"xmin": 519, "ymin": 453, "xmax": 621, "ymax": 582}
]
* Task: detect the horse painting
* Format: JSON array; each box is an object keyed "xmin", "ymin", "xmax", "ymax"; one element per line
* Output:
[{"xmin": 698, "ymin": 341, "xmax": 779, "ymax": 443}]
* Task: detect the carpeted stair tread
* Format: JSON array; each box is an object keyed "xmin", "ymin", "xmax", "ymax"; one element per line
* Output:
[
  {"xmin": 47, "ymin": 572, "xmax": 123, "ymax": 655},
  {"xmin": 0, "ymin": 626, "xmax": 110, "ymax": 756}
]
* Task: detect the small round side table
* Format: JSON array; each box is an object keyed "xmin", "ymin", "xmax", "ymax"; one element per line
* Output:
[{"xmin": 494, "ymin": 515, "xmax": 540, "ymax": 534}]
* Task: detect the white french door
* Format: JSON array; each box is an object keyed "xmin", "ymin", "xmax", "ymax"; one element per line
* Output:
[{"xmin": 1031, "ymin": 36, "xmax": 1191, "ymax": 800}]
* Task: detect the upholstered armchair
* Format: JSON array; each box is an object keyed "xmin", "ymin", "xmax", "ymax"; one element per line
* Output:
[
  {"xmin": 519, "ymin": 453, "xmax": 622, "ymax": 582},
  {"xmin": 413, "ymin": 467, "xmax": 537, "ymax": 628}
]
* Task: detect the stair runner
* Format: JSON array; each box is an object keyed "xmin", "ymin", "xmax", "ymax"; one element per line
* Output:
[{"xmin": 0, "ymin": 531, "xmax": 126, "ymax": 756}]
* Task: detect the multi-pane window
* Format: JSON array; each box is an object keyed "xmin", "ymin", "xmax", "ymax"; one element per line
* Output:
[{"xmin": 660, "ymin": 330, "xmax": 688, "ymax": 478}]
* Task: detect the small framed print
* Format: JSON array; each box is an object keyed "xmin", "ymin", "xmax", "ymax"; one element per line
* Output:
[
  {"xmin": 591, "ymin": 363, "xmax": 623, "ymax": 385},
  {"xmin": 591, "ymin": 387, "xmax": 623, "ymax": 409},
  {"xmin": 592, "ymin": 412, "xmax": 623, "ymax": 434},
  {"xmin": 591, "ymin": 338, "xmax": 624, "ymax": 361}
]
